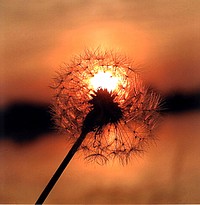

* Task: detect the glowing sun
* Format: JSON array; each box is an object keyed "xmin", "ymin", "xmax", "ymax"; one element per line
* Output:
[{"xmin": 90, "ymin": 71, "xmax": 119, "ymax": 92}]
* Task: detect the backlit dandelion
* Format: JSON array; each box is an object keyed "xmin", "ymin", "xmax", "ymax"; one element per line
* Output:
[
  {"xmin": 36, "ymin": 49, "xmax": 161, "ymax": 204},
  {"xmin": 52, "ymin": 49, "xmax": 161, "ymax": 163}
]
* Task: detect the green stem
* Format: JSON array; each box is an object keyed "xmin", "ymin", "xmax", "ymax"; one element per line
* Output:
[{"xmin": 35, "ymin": 131, "xmax": 87, "ymax": 204}]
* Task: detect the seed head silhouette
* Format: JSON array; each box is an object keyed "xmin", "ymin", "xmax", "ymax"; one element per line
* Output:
[
  {"xmin": 52, "ymin": 49, "xmax": 161, "ymax": 163},
  {"xmin": 36, "ymin": 49, "xmax": 161, "ymax": 204}
]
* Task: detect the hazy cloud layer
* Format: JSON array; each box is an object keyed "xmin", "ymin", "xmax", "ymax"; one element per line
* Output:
[{"xmin": 1, "ymin": 0, "xmax": 200, "ymax": 105}]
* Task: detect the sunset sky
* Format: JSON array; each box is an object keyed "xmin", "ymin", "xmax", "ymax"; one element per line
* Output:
[
  {"xmin": 1, "ymin": 0, "xmax": 200, "ymax": 203},
  {"xmin": 1, "ymin": 0, "xmax": 200, "ymax": 106}
]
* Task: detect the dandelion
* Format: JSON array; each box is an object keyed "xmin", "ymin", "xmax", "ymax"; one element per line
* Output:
[
  {"xmin": 52, "ymin": 49, "xmax": 161, "ymax": 163},
  {"xmin": 36, "ymin": 49, "xmax": 161, "ymax": 204}
]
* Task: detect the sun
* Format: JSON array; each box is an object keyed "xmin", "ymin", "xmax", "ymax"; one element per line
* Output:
[{"xmin": 90, "ymin": 70, "xmax": 119, "ymax": 92}]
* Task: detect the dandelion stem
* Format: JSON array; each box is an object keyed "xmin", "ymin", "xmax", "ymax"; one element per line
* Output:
[{"xmin": 35, "ymin": 130, "xmax": 88, "ymax": 204}]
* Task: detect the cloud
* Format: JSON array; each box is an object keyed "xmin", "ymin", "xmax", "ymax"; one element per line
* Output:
[{"xmin": 1, "ymin": 0, "xmax": 200, "ymax": 105}]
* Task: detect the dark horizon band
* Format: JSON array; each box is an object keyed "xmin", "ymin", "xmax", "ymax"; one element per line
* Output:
[{"xmin": 1, "ymin": 91, "xmax": 200, "ymax": 142}]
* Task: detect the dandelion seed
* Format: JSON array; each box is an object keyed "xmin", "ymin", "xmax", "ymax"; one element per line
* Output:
[
  {"xmin": 51, "ymin": 49, "xmax": 161, "ymax": 164},
  {"xmin": 36, "ymin": 49, "xmax": 161, "ymax": 204}
]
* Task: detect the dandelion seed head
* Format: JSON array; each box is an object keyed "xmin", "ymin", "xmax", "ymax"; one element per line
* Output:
[{"xmin": 51, "ymin": 49, "xmax": 161, "ymax": 164}]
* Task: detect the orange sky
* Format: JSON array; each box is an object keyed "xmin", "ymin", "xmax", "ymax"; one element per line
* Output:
[
  {"xmin": 1, "ymin": 112, "xmax": 200, "ymax": 203},
  {"xmin": 1, "ymin": 0, "xmax": 200, "ymax": 106},
  {"xmin": 1, "ymin": 1, "xmax": 200, "ymax": 203}
]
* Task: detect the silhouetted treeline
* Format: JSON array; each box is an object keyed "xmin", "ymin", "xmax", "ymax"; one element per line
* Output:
[
  {"xmin": 0, "ymin": 103, "xmax": 54, "ymax": 142},
  {"xmin": 0, "ymin": 91, "xmax": 200, "ymax": 143},
  {"xmin": 162, "ymin": 91, "xmax": 200, "ymax": 113}
]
